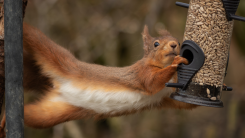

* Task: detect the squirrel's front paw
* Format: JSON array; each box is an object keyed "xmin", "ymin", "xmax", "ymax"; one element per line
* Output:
[{"xmin": 172, "ymin": 55, "xmax": 189, "ymax": 66}]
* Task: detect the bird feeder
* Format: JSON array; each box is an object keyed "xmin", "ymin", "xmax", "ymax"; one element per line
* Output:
[{"xmin": 166, "ymin": 0, "xmax": 245, "ymax": 108}]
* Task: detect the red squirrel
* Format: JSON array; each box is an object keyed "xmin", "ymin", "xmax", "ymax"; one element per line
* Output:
[{"xmin": 0, "ymin": 23, "xmax": 197, "ymax": 131}]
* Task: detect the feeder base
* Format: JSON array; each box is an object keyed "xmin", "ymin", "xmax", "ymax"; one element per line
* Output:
[{"xmin": 170, "ymin": 92, "xmax": 223, "ymax": 108}]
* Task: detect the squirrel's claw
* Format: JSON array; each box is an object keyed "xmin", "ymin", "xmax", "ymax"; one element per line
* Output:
[{"xmin": 172, "ymin": 56, "xmax": 189, "ymax": 65}]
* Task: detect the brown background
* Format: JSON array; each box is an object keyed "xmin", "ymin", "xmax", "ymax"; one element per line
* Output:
[{"xmin": 23, "ymin": 0, "xmax": 245, "ymax": 138}]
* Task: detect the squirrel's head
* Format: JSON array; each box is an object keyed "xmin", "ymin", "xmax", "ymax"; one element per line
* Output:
[{"xmin": 142, "ymin": 25, "xmax": 180, "ymax": 68}]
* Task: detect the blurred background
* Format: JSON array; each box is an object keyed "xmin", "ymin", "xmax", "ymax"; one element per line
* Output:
[{"xmin": 22, "ymin": 0, "xmax": 245, "ymax": 138}]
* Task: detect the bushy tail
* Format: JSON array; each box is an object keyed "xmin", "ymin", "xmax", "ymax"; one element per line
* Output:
[
  {"xmin": 22, "ymin": 23, "xmax": 92, "ymax": 128},
  {"xmin": 23, "ymin": 23, "xmax": 80, "ymax": 78}
]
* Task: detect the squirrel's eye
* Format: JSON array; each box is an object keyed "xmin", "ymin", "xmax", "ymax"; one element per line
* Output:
[
  {"xmin": 154, "ymin": 42, "xmax": 160, "ymax": 47},
  {"xmin": 178, "ymin": 42, "xmax": 181, "ymax": 46}
]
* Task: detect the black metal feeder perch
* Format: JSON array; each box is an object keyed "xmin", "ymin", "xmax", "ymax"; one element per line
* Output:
[{"xmin": 166, "ymin": 0, "xmax": 245, "ymax": 108}]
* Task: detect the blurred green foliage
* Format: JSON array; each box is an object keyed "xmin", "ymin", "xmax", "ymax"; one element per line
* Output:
[{"xmin": 23, "ymin": 0, "xmax": 245, "ymax": 138}]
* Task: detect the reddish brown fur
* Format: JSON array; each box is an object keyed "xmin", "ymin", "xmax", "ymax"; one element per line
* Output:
[
  {"xmin": 0, "ymin": 23, "xmax": 197, "ymax": 131},
  {"xmin": 24, "ymin": 99, "xmax": 96, "ymax": 128}
]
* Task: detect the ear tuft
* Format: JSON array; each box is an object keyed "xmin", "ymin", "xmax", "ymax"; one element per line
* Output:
[
  {"xmin": 142, "ymin": 25, "xmax": 149, "ymax": 36},
  {"xmin": 158, "ymin": 29, "xmax": 171, "ymax": 36},
  {"xmin": 142, "ymin": 25, "xmax": 152, "ymax": 42},
  {"xmin": 142, "ymin": 25, "xmax": 152, "ymax": 56}
]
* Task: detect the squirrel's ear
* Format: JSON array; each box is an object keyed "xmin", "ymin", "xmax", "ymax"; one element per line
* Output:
[
  {"xmin": 142, "ymin": 25, "xmax": 151, "ymax": 39},
  {"xmin": 158, "ymin": 29, "xmax": 171, "ymax": 36},
  {"xmin": 142, "ymin": 25, "xmax": 152, "ymax": 55},
  {"xmin": 142, "ymin": 25, "xmax": 149, "ymax": 36}
]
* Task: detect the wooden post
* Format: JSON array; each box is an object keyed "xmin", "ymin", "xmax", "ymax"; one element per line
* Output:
[{"xmin": 4, "ymin": 0, "xmax": 24, "ymax": 137}]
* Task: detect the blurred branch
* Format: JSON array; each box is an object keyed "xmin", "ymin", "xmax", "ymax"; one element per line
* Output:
[
  {"xmin": 226, "ymin": 99, "xmax": 239, "ymax": 138},
  {"xmin": 205, "ymin": 125, "xmax": 216, "ymax": 138},
  {"xmin": 33, "ymin": 0, "xmax": 58, "ymax": 31},
  {"xmin": 53, "ymin": 124, "xmax": 64, "ymax": 138},
  {"xmin": 33, "ymin": 0, "xmax": 58, "ymax": 14},
  {"xmin": 144, "ymin": 0, "xmax": 170, "ymax": 33},
  {"xmin": 65, "ymin": 121, "xmax": 85, "ymax": 138}
]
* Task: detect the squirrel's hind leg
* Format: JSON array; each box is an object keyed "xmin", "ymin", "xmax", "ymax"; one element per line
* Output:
[
  {"xmin": 24, "ymin": 93, "xmax": 97, "ymax": 128},
  {"xmin": 0, "ymin": 113, "xmax": 5, "ymax": 138}
]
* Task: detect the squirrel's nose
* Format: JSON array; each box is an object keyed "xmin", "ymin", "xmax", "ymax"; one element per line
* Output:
[{"xmin": 170, "ymin": 44, "xmax": 177, "ymax": 49}]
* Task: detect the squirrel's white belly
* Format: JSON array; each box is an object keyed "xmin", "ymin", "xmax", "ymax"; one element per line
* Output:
[{"xmin": 51, "ymin": 78, "xmax": 175, "ymax": 114}]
